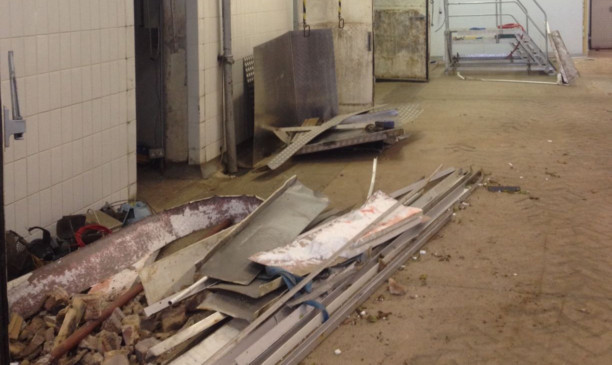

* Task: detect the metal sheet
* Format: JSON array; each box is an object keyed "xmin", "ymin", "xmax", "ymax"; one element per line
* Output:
[
  {"xmin": 250, "ymin": 191, "xmax": 422, "ymax": 276},
  {"xmin": 139, "ymin": 228, "xmax": 232, "ymax": 304},
  {"xmin": 254, "ymin": 30, "xmax": 338, "ymax": 163},
  {"xmin": 8, "ymin": 196, "xmax": 262, "ymax": 318},
  {"xmin": 171, "ymin": 319, "xmax": 248, "ymax": 365},
  {"xmin": 198, "ymin": 178, "xmax": 329, "ymax": 285},
  {"xmin": 198, "ymin": 289, "xmax": 285, "ymax": 322},
  {"xmin": 276, "ymin": 172, "xmax": 483, "ymax": 365},
  {"xmin": 591, "ymin": 0, "xmax": 612, "ymax": 49},
  {"xmin": 209, "ymin": 277, "xmax": 284, "ymax": 299},
  {"xmin": 267, "ymin": 108, "xmax": 374, "ymax": 170},
  {"xmin": 294, "ymin": 128, "xmax": 405, "ymax": 156},
  {"xmin": 307, "ymin": 0, "xmax": 375, "ymax": 111}
]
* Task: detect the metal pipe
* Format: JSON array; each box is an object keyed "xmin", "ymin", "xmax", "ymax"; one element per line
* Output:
[
  {"xmin": 221, "ymin": 0, "xmax": 238, "ymax": 174},
  {"xmin": 9, "ymin": 51, "xmax": 21, "ymax": 120},
  {"xmin": 293, "ymin": 0, "xmax": 300, "ymax": 30}
]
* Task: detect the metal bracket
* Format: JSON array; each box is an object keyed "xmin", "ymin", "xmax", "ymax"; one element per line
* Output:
[
  {"xmin": 4, "ymin": 51, "xmax": 26, "ymax": 147},
  {"xmin": 3, "ymin": 107, "xmax": 25, "ymax": 147}
]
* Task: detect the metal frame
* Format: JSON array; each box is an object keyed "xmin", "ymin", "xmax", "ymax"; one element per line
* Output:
[{"xmin": 443, "ymin": 0, "xmax": 554, "ymax": 73}]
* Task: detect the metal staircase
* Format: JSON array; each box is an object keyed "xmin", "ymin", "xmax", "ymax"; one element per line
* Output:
[{"xmin": 443, "ymin": 0, "xmax": 556, "ymax": 74}]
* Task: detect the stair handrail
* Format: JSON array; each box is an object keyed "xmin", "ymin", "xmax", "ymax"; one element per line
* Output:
[{"xmin": 445, "ymin": 0, "xmax": 550, "ymax": 62}]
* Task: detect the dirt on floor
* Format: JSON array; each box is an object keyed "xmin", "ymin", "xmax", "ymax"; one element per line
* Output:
[{"xmin": 138, "ymin": 51, "xmax": 612, "ymax": 364}]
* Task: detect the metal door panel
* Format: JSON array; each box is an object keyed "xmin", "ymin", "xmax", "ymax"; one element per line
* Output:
[
  {"xmin": 592, "ymin": 0, "xmax": 612, "ymax": 49},
  {"xmin": 374, "ymin": 0, "xmax": 429, "ymax": 81},
  {"xmin": 307, "ymin": 0, "xmax": 375, "ymax": 112}
]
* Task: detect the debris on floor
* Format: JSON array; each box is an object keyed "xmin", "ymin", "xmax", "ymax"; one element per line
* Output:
[
  {"xmin": 387, "ymin": 278, "xmax": 407, "ymax": 296},
  {"xmin": 7, "ymin": 166, "xmax": 481, "ymax": 364},
  {"xmin": 487, "ymin": 185, "xmax": 521, "ymax": 193}
]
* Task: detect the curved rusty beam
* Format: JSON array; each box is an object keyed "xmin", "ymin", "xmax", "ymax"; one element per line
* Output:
[{"xmin": 9, "ymin": 196, "xmax": 262, "ymax": 318}]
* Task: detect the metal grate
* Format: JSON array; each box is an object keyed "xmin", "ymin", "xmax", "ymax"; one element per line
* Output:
[{"xmin": 243, "ymin": 55, "xmax": 255, "ymax": 135}]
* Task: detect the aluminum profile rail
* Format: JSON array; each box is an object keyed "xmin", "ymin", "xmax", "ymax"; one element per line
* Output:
[{"xmin": 205, "ymin": 169, "xmax": 482, "ymax": 364}]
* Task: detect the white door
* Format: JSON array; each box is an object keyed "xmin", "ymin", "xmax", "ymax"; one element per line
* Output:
[
  {"xmin": 305, "ymin": 0, "xmax": 375, "ymax": 112},
  {"xmin": 592, "ymin": 0, "xmax": 612, "ymax": 49}
]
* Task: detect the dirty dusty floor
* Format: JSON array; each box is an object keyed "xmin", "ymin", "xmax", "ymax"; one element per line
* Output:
[{"xmin": 139, "ymin": 52, "xmax": 612, "ymax": 364}]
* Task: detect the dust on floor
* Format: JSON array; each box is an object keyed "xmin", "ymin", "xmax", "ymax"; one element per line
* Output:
[{"xmin": 138, "ymin": 51, "xmax": 612, "ymax": 364}]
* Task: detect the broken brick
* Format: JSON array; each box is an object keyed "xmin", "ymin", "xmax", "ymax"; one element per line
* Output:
[
  {"xmin": 102, "ymin": 308, "xmax": 125, "ymax": 333},
  {"xmin": 98, "ymin": 330, "xmax": 122, "ymax": 353},
  {"xmin": 19, "ymin": 317, "xmax": 45, "ymax": 341},
  {"xmin": 21, "ymin": 332, "xmax": 46, "ymax": 360},
  {"xmin": 43, "ymin": 316, "xmax": 57, "ymax": 330},
  {"xmin": 8, "ymin": 312, "xmax": 24, "ymax": 340},
  {"xmin": 9, "ymin": 341, "xmax": 25, "ymax": 358},
  {"xmin": 54, "ymin": 297, "xmax": 86, "ymax": 348},
  {"xmin": 78, "ymin": 334, "xmax": 100, "ymax": 351},
  {"xmin": 57, "ymin": 350, "xmax": 87, "ymax": 365},
  {"xmin": 102, "ymin": 351, "xmax": 129, "ymax": 365},
  {"xmin": 81, "ymin": 352, "xmax": 104, "ymax": 365},
  {"xmin": 388, "ymin": 277, "xmax": 407, "ymax": 296},
  {"xmin": 121, "ymin": 324, "xmax": 139, "ymax": 347},
  {"xmin": 43, "ymin": 287, "xmax": 70, "ymax": 314},
  {"xmin": 78, "ymin": 294, "xmax": 105, "ymax": 321},
  {"xmin": 135, "ymin": 338, "xmax": 160, "ymax": 363},
  {"xmin": 160, "ymin": 305, "xmax": 187, "ymax": 332}
]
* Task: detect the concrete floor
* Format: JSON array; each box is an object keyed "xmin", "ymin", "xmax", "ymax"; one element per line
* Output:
[{"xmin": 139, "ymin": 51, "xmax": 612, "ymax": 364}]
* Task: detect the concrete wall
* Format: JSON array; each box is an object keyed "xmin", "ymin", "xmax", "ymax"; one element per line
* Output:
[
  {"xmin": 163, "ymin": 0, "xmax": 189, "ymax": 162},
  {"xmin": 430, "ymin": 0, "xmax": 586, "ymax": 57},
  {"xmin": 189, "ymin": 0, "xmax": 294, "ymax": 164},
  {"xmin": 0, "ymin": 0, "xmax": 137, "ymax": 237}
]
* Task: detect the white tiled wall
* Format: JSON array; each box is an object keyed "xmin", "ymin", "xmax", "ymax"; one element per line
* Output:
[
  {"xmin": 193, "ymin": 0, "xmax": 293, "ymax": 164},
  {"xmin": 0, "ymin": 0, "xmax": 136, "ymax": 237}
]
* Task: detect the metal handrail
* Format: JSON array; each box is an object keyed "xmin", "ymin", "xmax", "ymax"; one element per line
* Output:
[
  {"xmin": 449, "ymin": 13, "xmax": 521, "ymax": 25},
  {"xmin": 448, "ymin": 1, "xmax": 546, "ymax": 39},
  {"xmin": 517, "ymin": 0, "xmax": 548, "ymax": 56},
  {"xmin": 446, "ymin": 0, "xmax": 549, "ymax": 60}
]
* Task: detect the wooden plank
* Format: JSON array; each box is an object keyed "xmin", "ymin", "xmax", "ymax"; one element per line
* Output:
[{"xmin": 147, "ymin": 312, "xmax": 227, "ymax": 359}]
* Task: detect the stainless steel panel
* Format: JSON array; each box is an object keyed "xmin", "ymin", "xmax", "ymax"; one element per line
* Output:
[{"xmin": 254, "ymin": 29, "xmax": 338, "ymax": 162}]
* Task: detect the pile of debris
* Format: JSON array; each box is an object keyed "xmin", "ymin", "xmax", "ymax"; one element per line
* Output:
[{"xmin": 7, "ymin": 167, "xmax": 481, "ymax": 365}]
